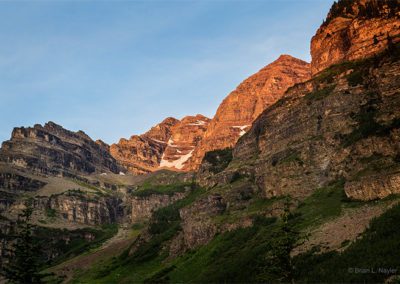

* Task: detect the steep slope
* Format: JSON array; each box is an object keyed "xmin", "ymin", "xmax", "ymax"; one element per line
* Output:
[
  {"xmin": 110, "ymin": 115, "xmax": 210, "ymax": 174},
  {"xmin": 186, "ymin": 55, "xmax": 311, "ymax": 170},
  {"xmin": 311, "ymin": 0, "xmax": 400, "ymax": 75},
  {"xmin": 0, "ymin": 121, "xmax": 125, "ymax": 177},
  {"xmin": 110, "ymin": 117, "xmax": 180, "ymax": 175},
  {"xmin": 112, "ymin": 55, "xmax": 310, "ymax": 174},
  {"xmin": 160, "ymin": 115, "xmax": 210, "ymax": 170}
]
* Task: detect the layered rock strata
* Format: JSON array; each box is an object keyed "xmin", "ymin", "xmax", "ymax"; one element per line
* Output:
[{"xmin": 311, "ymin": 0, "xmax": 400, "ymax": 75}]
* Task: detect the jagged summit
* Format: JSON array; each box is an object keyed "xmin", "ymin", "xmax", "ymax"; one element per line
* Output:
[
  {"xmin": 0, "ymin": 121, "xmax": 125, "ymax": 176},
  {"xmin": 311, "ymin": 0, "xmax": 400, "ymax": 75},
  {"xmin": 111, "ymin": 54, "xmax": 311, "ymax": 174}
]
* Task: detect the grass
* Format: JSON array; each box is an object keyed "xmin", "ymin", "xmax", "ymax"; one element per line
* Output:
[
  {"xmin": 45, "ymin": 209, "xmax": 56, "ymax": 218},
  {"xmin": 294, "ymin": 180, "xmax": 346, "ymax": 230},
  {"xmin": 73, "ymin": 184, "xmax": 206, "ymax": 282},
  {"xmin": 305, "ymin": 85, "xmax": 336, "ymax": 103},
  {"xmin": 294, "ymin": 201, "xmax": 400, "ymax": 283},
  {"xmin": 33, "ymin": 223, "xmax": 119, "ymax": 269},
  {"xmin": 132, "ymin": 182, "xmax": 191, "ymax": 197},
  {"xmin": 279, "ymin": 151, "xmax": 304, "ymax": 166},
  {"xmin": 341, "ymin": 98, "xmax": 400, "ymax": 147}
]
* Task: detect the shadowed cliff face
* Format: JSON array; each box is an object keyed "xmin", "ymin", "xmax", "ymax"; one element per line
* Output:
[
  {"xmin": 311, "ymin": 0, "xmax": 400, "ymax": 75},
  {"xmin": 0, "ymin": 121, "xmax": 126, "ymax": 177}
]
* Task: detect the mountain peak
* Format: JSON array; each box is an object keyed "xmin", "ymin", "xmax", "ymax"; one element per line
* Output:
[{"xmin": 311, "ymin": 0, "xmax": 400, "ymax": 75}]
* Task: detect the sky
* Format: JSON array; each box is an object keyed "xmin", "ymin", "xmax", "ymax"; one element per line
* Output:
[{"xmin": 0, "ymin": 0, "xmax": 334, "ymax": 145}]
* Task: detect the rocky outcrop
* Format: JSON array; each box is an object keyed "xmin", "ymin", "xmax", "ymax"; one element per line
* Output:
[
  {"xmin": 0, "ymin": 122, "xmax": 126, "ymax": 177},
  {"xmin": 110, "ymin": 117, "xmax": 180, "ymax": 175},
  {"xmin": 201, "ymin": 44, "xmax": 400, "ymax": 201},
  {"xmin": 344, "ymin": 172, "xmax": 400, "ymax": 201},
  {"xmin": 7, "ymin": 192, "xmax": 124, "ymax": 225},
  {"xmin": 0, "ymin": 173, "xmax": 46, "ymax": 191},
  {"xmin": 111, "ymin": 115, "xmax": 210, "ymax": 174},
  {"xmin": 47, "ymin": 194, "xmax": 124, "ymax": 225},
  {"xmin": 160, "ymin": 115, "xmax": 210, "ymax": 171},
  {"xmin": 179, "ymin": 194, "xmax": 225, "ymax": 248},
  {"xmin": 131, "ymin": 192, "xmax": 187, "ymax": 222},
  {"xmin": 311, "ymin": 0, "xmax": 400, "ymax": 75},
  {"xmin": 185, "ymin": 55, "xmax": 311, "ymax": 171},
  {"xmin": 113, "ymin": 55, "xmax": 310, "ymax": 174}
]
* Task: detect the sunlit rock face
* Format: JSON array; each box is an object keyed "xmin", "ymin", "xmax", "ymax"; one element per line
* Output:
[
  {"xmin": 311, "ymin": 0, "xmax": 400, "ymax": 75},
  {"xmin": 112, "ymin": 55, "xmax": 310, "ymax": 174},
  {"xmin": 185, "ymin": 55, "xmax": 311, "ymax": 171},
  {"xmin": 110, "ymin": 115, "xmax": 210, "ymax": 174}
]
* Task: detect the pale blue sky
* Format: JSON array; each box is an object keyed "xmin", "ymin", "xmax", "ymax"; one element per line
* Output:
[{"xmin": 0, "ymin": 0, "xmax": 333, "ymax": 145}]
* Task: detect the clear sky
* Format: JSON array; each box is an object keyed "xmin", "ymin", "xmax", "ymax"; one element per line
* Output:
[{"xmin": 0, "ymin": 0, "xmax": 333, "ymax": 145}]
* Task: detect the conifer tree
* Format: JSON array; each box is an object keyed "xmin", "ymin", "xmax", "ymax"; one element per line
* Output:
[
  {"xmin": 260, "ymin": 197, "xmax": 303, "ymax": 283},
  {"xmin": 1, "ymin": 202, "xmax": 51, "ymax": 283}
]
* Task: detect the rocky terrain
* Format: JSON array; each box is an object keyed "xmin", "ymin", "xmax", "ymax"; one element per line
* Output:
[
  {"xmin": 311, "ymin": 0, "xmax": 400, "ymax": 75},
  {"xmin": 0, "ymin": 121, "xmax": 126, "ymax": 178},
  {"xmin": 111, "ymin": 55, "xmax": 310, "ymax": 174}
]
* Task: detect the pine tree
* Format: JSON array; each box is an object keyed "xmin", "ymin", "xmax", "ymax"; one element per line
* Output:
[
  {"xmin": 1, "ymin": 202, "xmax": 51, "ymax": 283},
  {"xmin": 260, "ymin": 197, "xmax": 304, "ymax": 283}
]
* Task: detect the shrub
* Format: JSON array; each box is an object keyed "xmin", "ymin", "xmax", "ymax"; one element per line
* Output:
[{"xmin": 202, "ymin": 148, "xmax": 233, "ymax": 174}]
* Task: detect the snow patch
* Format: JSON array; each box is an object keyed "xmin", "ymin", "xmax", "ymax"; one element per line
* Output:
[
  {"xmin": 167, "ymin": 139, "xmax": 177, "ymax": 147},
  {"xmin": 119, "ymin": 172, "xmax": 125, "ymax": 176},
  {"xmin": 159, "ymin": 150, "xmax": 194, "ymax": 170},
  {"xmin": 188, "ymin": 120, "xmax": 206, "ymax": 126},
  {"xmin": 100, "ymin": 173, "xmax": 107, "ymax": 176},
  {"xmin": 152, "ymin": 139, "xmax": 166, "ymax": 144},
  {"xmin": 231, "ymin": 125, "xmax": 251, "ymax": 136}
]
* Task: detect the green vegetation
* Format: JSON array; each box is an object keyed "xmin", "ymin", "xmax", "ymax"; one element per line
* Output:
[
  {"xmin": 305, "ymin": 85, "xmax": 336, "ymax": 102},
  {"xmin": 279, "ymin": 151, "xmax": 304, "ymax": 166},
  {"xmin": 69, "ymin": 179, "xmax": 100, "ymax": 191},
  {"xmin": 35, "ymin": 223, "xmax": 118, "ymax": 268},
  {"xmin": 230, "ymin": 171, "xmax": 243, "ymax": 183},
  {"xmin": 73, "ymin": 184, "xmax": 205, "ymax": 282},
  {"xmin": 294, "ymin": 179, "xmax": 347, "ymax": 229},
  {"xmin": 202, "ymin": 148, "xmax": 233, "ymax": 174},
  {"xmin": 342, "ymin": 100, "xmax": 400, "ymax": 147},
  {"xmin": 45, "ymin": 209, "xmax": 56, "ymax": 218},
  {"xmin": 350, "ymin": 157, "xmax": 398, "ymax": 181},
  {"xmin": 346, "ymin": 69, "xmax": 364, "ymax": 86},
  {"xmin": 294, "ymin": 201, "xmax": 400, "ymax": 282},
  {"xmin": 132, "ymin": 182, "xmax": 191, "ymax": 197},
  {"xmin": 1, "ymin": 203, "xmax": 56, "ymax": 283},
  {"xmin": 269, "ymin": 96, "xmax": 293, "ymax": 110}
]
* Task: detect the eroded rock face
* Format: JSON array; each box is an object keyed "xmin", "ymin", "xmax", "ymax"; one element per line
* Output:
[
  {"xmin": 179, "ymin": 194, "xmax": 226, "ymax": 249},
  {"xmin": 111, "ymin": 115, "xmax": 211, "ymax": 174},
  {"xmin": 345, "ymin": 173, "xmax": 400, "ymax": 200},
  {"xmin": 8, "ymin": 193, "xmax": 124, "ymax": 225},
  {"xmin": 0, "ymin": 173, "xmax": 46, "ymax": 191},
  {"xmin": 131, "ymin": 192, "xmax": 187, "ymax": 222},
  {"xmin": 200, "ymin": 49, "xmax": 400, "ymax": 201},
  {"xmin": 160, "ymin": 115, "xmax": 210, "ymax": 171},
  {"xmin": 182, "ymin": 55, "xmax": 310, "ymax": 171},
  {"xmin": 311, "ymin": 0, "xmax": 400, "ymax": 75},
  {"xmin": 110, "ymin": 117, "xmax": 180, "ymax": 175},
  {"xmin": 0, "ymin": 122, "xmax": 125, "ymax": 177},
  {"xmin": 113, "ymin": 55, "xmax": 310, "ymax": 174}
]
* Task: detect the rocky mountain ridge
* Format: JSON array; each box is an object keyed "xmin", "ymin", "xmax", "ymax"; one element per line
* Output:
[
  {"xmin": 311, "ymin": 0, "xmax": 400, "ymax": 75},
  {"xmin": 111, "ymin": 55, "xmax": 311, "ymax": 174}
]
